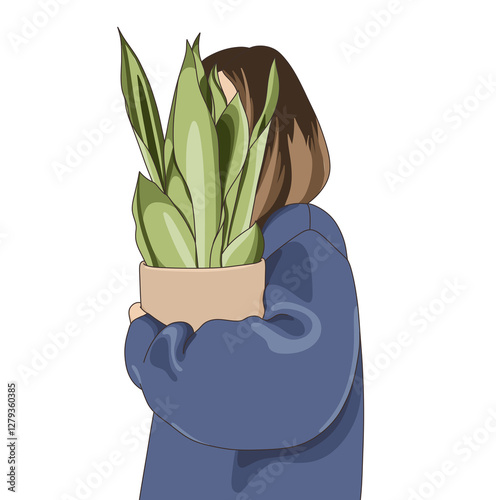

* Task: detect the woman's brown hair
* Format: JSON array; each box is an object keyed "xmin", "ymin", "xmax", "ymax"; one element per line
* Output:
[{"xmin": 202, "ymin": 45, "xmax": 330, "ymax": 227}]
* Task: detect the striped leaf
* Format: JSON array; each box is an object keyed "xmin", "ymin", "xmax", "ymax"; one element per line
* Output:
[
  {"xmin": 173, "ymin": 42, "xmax": 221, "ymax": 268},
  {"xmin": 227, "ymin": 122, "xmax": 272, "ymax": 243},
  {"xmin": 120, "ymin": 30, "xmax": 165, "ymax": 189},
  {"xmin": 210, "ymin": 209, "xmax": 225, "ymax": 267},
  {"xmin": 222, "ymin": 223, "xmax": 264, "ymax": 267},
  {"xmin": 216, "ymin": 93, "xmax": 250, "ymax": 249},
  {"xmin": 222, "ymin": 173, "xmax": 242, "ymax": 248},
  {"xmin": 191, "ymin": 34, "xmax": 211, "ymax": 112},
  {"xmin": 133, "ymin": 131, "xmax": 162, "ymax": 194},
  {"xmin": 217, "ymin": 93, "xmax": 249, "ymax": 198},
  {"xmin": 163, "ymin": 88, "xmax": 195, "ymax": 232},
  {"xmin": 250, "ymin": 59, "xmax": 279, "ymax": 147},
  {"xmin": 227, "ymin": 61, "xmax": 279, "ymax": 244},
  {"xmin": 133, "ymin": 173, "xmax": 197, "ymax": 268},
  {"xmin": 208, "ymin": 65, "xmax": 227, "ymax": 123}
]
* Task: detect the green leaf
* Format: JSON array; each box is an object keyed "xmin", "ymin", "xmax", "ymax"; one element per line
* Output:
[
  {"xmin": 250, "ymin": 59, "xmax": 279, "ymax": 147},
  {"xmin": 208, "ymin": 65, "xmax": 227, "ymax": 123},
  {"xmin": 133, "ymin": 131, "xmax": 163, "ymax": 194},
  {"xmin": 191, "ymin": 33, "xmax": 211, "ymax": 112},
  {"xmin": 166, "ymin": 169, "xmax": 195, "ymax": 233},
  {"xmin": 163, "ymin": 87, "xmax": 195, "ymax": 232},
  {"xmin": 133, "ymin": 173, "xmax": 197, "ymax": 268},
  {"xmin": 120, "ymin": 30, "xmax": 165, "ymax": 189},
  {"xmin": 222, "ymin": 223, "xmax": 264, "ymax": 267},
  {"xmin": 224, "ymin": 62, "xmax": 279, "ymax": 244},
  {"xmin": 216, "ymin": 93, "xmax": 250, "ymax": 249},
  {"xmin": 222, "ymin": 174, "xmax": 242, "ymax": 249},
  {"xmin": 228, "ymin": 122, "xmax": 272, "ymax": 243},
  {"xmin": 132, "ymin": 190, "xmax": 158, "ymax": 268},
  {"xmin": 173, "ymin": 42, "xmax": 221, "ymax": 268},
  {"xmin": 209, "ymin": 209, "xmax": 225, "ymax": 267},
  {"xmin": 217, "ymin": 93, "xmax": 249, "ymax": 198}
]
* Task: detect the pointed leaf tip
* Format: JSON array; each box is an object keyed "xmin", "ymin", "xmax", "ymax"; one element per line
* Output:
[{"xmin": 192, "ymin": 33, "xmax": 201, "ymax": 50}]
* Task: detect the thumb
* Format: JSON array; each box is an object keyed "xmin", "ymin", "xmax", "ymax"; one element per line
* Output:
[{"xmin": 129, "ymin": 302, "xmax": 146, "ymax": 323}]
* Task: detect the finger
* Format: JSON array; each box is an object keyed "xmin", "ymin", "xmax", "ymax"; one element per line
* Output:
[{"xmin": 129, "ymin": 302, "xmax": 146, "ymax": 323}]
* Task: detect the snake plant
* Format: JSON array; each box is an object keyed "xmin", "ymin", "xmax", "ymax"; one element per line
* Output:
[{"xmin": 120, "ymin": 31, "xmax": 279, "ymax": 268}]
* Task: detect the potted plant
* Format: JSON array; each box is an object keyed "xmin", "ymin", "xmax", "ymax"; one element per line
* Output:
[{"xmin": 119, "ymin": 31, "xmax": 279, "ymax": 330}]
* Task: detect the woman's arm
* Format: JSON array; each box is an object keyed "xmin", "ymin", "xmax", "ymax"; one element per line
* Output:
[{"xmin": 125, "ymin": 229, "xmax": 360, "ymax": 450}]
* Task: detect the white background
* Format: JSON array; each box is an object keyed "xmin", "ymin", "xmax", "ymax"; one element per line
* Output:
[{"xmin": 2, "ymin": 0, "xmax": 495, "ymax": 499}]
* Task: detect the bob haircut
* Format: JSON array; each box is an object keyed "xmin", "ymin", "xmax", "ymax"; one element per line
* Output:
[
  {"xmin": 202, "ymin": 45, "xmax": 330, "ymax": 227},
  {"xmin": 202, "ymin": 46, "xmax": 330, "ymax": 226}
]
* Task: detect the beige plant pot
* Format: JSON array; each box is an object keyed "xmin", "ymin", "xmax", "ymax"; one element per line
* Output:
[{"xmin": 138, "ymin": 259, "xmax": 266, "ymax": 331}]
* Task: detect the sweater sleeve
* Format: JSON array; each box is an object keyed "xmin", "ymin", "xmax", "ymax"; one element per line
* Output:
[{"xmin": 124, "ymin": 228, "xmax": 360, "ymax": 450}]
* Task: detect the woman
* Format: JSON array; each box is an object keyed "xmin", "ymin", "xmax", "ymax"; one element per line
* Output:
[{"xmin": 125, "ymin": 43, "xmax": 363, "ymax": 499}]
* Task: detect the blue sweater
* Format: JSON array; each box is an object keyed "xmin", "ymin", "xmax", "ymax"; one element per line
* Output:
[{"xmin": 125, "ymin": 203, "xmax": 363, "ymax": 499}]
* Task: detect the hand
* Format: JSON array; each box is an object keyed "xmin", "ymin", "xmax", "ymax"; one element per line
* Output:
[{"xmin": 129, "ymin": 302, "xmax": 146, "ymax": 323}]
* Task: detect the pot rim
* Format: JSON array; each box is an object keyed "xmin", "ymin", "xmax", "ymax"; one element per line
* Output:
[{"xmin": 140, "ymin": 258, "xmax": 265, "ymax": 274}]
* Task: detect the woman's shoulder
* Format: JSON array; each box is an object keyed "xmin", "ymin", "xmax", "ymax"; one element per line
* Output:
[
  {"xmin": 308, "ymin": 204, "xmax": 347, "ymax": 258},
  {"xmin": 262, "ymin": 203, "xmax": 347, "ymax": 259}
]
